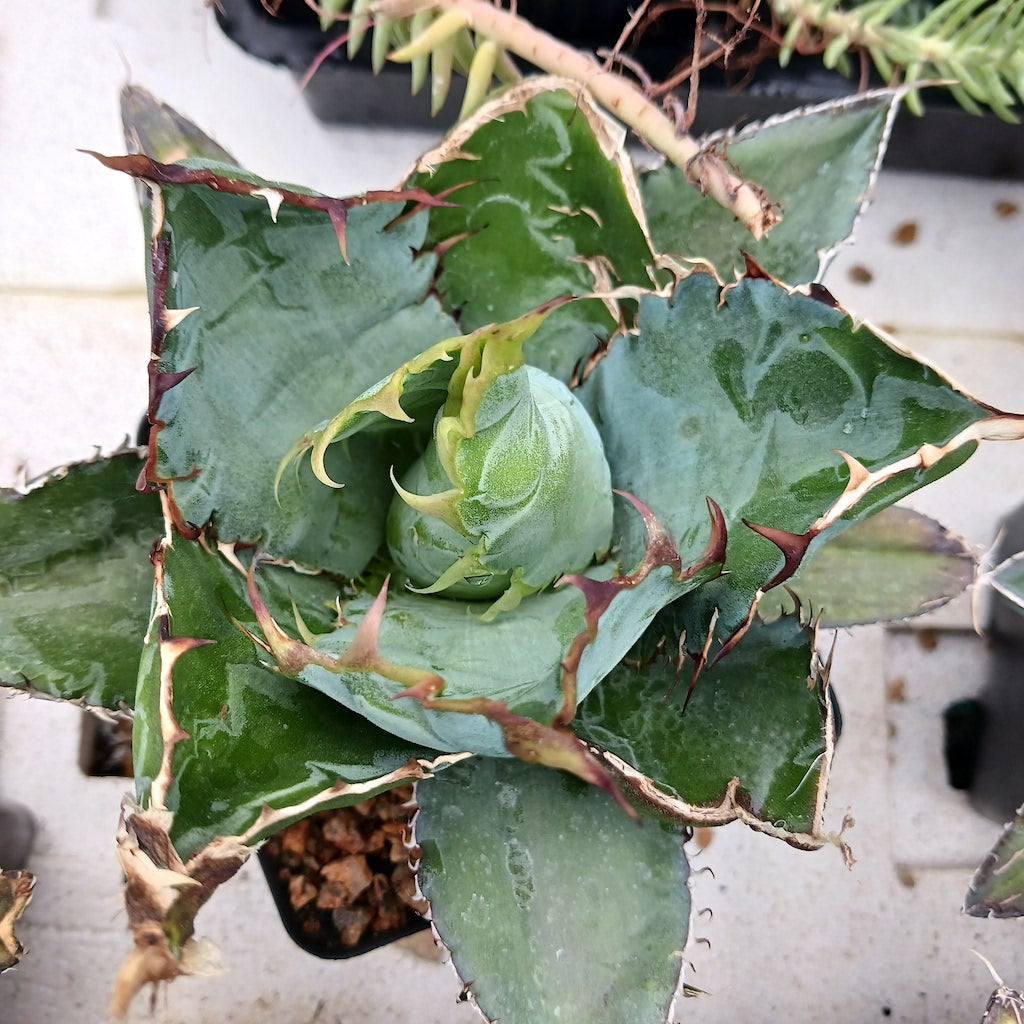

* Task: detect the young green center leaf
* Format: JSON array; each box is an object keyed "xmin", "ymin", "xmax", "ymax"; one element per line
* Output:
[
  {"xmin": 297, "ymin": 302, "xmax": 613, "ymax": 619},
  {"xmin": 388, "ymin": 363, "xmax": 613, "ymax": 616}
]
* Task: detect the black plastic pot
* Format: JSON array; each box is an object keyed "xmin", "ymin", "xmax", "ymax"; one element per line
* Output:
[
  {"xmin": 257, "ymin": 792, "xmax": 429, "ymax": 959},
  {"xmin": 962, "ymin": 501, "xmax": 1024, "ymax": 823},
  {"xmin": 215, "ymin": 0, "xmax": 1022, "ymax": 179}
]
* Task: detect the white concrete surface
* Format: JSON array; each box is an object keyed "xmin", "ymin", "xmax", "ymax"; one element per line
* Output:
[{"xmin": 2, "ymin": 3, "xmax": 1024, "ymax": 1022}]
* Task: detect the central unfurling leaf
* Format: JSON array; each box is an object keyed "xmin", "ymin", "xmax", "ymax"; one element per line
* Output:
[
  {"xmin": 388, "ymin": 362, "xmax": 613, "ymax": 616},
  {"xmin": 293, "ymin": 301, "xmax": 613, "ymax": 618}
]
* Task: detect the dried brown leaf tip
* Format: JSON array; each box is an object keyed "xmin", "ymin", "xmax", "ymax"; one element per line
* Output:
[
  {"xmin": 111, "ymin": 805, "xmax": 248, "ymax": 1019},
  {"xmin": 0, "ymin": 870, "xmax": 35, "ymax": 974}
]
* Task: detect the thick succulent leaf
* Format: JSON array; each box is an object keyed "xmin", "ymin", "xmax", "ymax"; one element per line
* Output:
[
  {"xmin": 121, "ymin": 83, "xmax": 236, "ymax": 165},
  {"xmin": 289, "ymin": 550, "xmax": 719, "ymax": 758},
  {"xmin": 405, "ymin": 80, "xmax": 657, "ymax": 382},
  {"xmin": 415, "ymin": 757, "xmax": 690, "ymax": 1024},
  {"xmin": 576, "ymin": 612, "xmax": 832, "ymax": 842},
  {"xmin": 760, "ymin": 506, "xmax": 976, "ymax": 627},
  {"xmin": 135, "ymin": 532, "xmax": 448, "ymax": 859},
  {"xmin": 641, "ymin": 92, "xmax": 898, "ymax": 284},
  {"xmin": 965, "ymin": 806, "xmax": 1024, "ymax": 918},
  {"xmin": 584, "ymin": 272, "xmax": 1012, "ymax": 652},
  {"xmin": 297, "ymin": 581, "xmax": 589, "ymax": 755},
  {"xmin": 0, "ymin": 452, "xmax": 158, "ymax": 708},
  {"xmin": 140, "ymin": 168, "xmax": 456, "ymax": 574},
  {"xmin": 991, "ymin": 552, "xmax": 1024, "ymax": 617},
  {"xmin": 291, "ymin": 303, "xmax": 561, "ymax": 476}
]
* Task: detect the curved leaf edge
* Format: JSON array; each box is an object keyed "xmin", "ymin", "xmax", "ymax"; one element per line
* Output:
[
  {"xmin": 102, "ymin": 151, "xmax": 455, "ymax": 547},
  {"xmin": 0, "ymin": 446, "xmax": 157, "ymax": 710},
  {"xmin": 589, "ymin": 604, "xmax": 852, "ymax": 860},
  {"xmin": 409, "ymin": 759, "xmax": 698, "ymax": 1024},
  {"xmin": 240, "ymin": 493, "xmax": 725, "ymax": 810},
  {"xmin": 143, "ymin": 524, "xmax": 470, "ymax": 846},
  {"xmin": 637, "ymin": 264, "xmax": 1024, "ymax": 675}
]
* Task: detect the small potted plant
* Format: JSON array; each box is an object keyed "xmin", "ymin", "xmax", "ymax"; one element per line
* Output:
[{"xmin": 2, "ymin": 2, "xmax": 1022, "ymax": 1020}]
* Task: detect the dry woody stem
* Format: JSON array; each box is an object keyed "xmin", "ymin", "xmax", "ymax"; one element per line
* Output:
[{"xmin": 382, "ymin": 0, "xmax": 780, "ymax": 238}]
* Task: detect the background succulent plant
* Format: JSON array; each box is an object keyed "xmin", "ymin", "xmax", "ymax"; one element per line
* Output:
[{"xmin": 1, "ymin": 22, "xmax": 1022, "ymax": 1023}]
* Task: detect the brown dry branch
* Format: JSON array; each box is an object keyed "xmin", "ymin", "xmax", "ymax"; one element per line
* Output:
[{"xmin": 383, "ymin": 0, "xmax": 780, "ymax": 237}]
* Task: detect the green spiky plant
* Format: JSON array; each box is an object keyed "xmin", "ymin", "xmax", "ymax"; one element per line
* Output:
[{"xmin": 2, "ymin": 3, "xmax": 1023, "ymax": 1021}]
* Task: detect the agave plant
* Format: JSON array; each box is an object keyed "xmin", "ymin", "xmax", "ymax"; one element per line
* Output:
[{"xmin": 1, "ymin": 42, "xmax": 1022, "ymax": 1024}]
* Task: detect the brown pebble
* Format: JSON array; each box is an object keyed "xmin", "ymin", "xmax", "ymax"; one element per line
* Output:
[
  {"xmin": 279, "ymin": 817, "xmax": 309, "ymax": 858},
  {"xmin": 332, "ymin": 905, "xmax": 374, "ymax": 947},
  {"xmin": 371, "ymin": 885, "xmax": 408, "ymax": 933},
  {"xmin": 321, "ymin": 810, "xmax": 365, "ymax": 854},
  {"xmin": 320, "ymin": 854, "xmax": 374, "ymax": 902},
  {"xmin": 287, "ymin": 873, "xmax": 317, "ymax": 912}
]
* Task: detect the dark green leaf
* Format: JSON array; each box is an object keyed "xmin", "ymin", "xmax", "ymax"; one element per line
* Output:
[
  {"xmin": 642, "ymin": 92, "xmax": 897, "ymax": 284},
  {"xmin": 0, "ymin": 453, "xmax": 158, "ymax": 708},
  {"xmin": 583, "ymin": 273, "xmax": 990, "ymax": 647},
  {"xmin": 406, "ymin": 84, "xmax": 656, "ymax": 382},
  {"xmin": 577, "ymin": 612, "xmax": 830, "ymax": 835},
  {"xmin": 135, "ymin": 535, "xmax": 441, "ymax": 859},
  {"xmin": 760, "ymin": 506, "xmax": 976, "ymax": 626},
  {"xmin": 416, "ymin": 757, "xmax": 690, "ymax": 1024}
]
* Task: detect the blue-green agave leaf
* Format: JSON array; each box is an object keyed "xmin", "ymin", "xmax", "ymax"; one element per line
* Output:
[
  {"xmin": 95, "ymin": 150, "xmax": 458, "ymax": 576},
  {"xmin": 642, "ymin": 91, "xmax": 899, "ymax": 284},
  {"xmin": 405, "ymin": 82, "xmax": 658, "ymax": 383},
  {"xmin": 760, "ymin": 506, "xmax": 976, "ymax": 627},
  {"xmin": 0, "ymin": 452, "xmax": 158, "ymax": 709},
  {"xmin": 415, "ymin": 757, "xmax": 691, "ymax": 1024},
  {"xmin": 582, "ymin": 271, "xmax": 1018, "ymax": 658}
]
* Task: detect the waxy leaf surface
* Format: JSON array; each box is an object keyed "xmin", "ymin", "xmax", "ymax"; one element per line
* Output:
[
  {"xmin": 0, "ymin": 453, "xmax": 158, "ymax": 708},
  {"xmin": 406, "ymin": 84, "xmax": 656, "ymax": 382},
  {"xmin": 577, "ymin": 613, "xmax": 830, "ymax": 836},
  {"xmin": 642, "ymin": 92, "xmax": 897, "ymax": 283},
  {"xmin": 416, "ymin": 757, "xmax": 690, "ymax": 1024},
  {"xmin": 293, "ymin": 554, "xmax": 718, "ymax": 756},
  {"xmin": 583, "ymin": 273, "xmax": 990, "ymax": 650},
  {"xmin": 135, "ymin": 535, "xmax": 439, "ymax": 859},
  {"xmin": 760, "ymin": 507, "xmax": 976, "ymax": 627}
]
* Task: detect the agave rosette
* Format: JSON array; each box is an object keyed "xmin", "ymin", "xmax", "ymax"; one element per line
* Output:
[
  {"xmin": 6, "ymin": 82, "xmax": 1021, "ymax": 854},
  {"xmin": 4, "ymin": 77, "xmax": 1024, "ymax": 1024}
]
